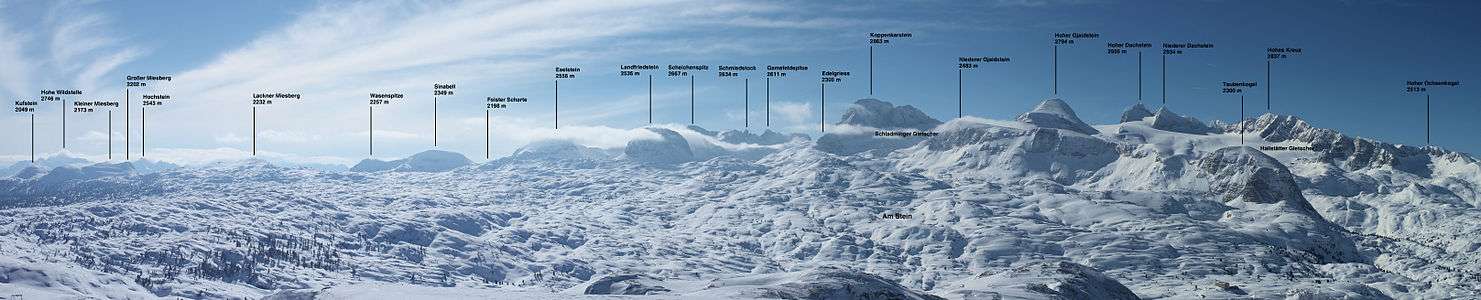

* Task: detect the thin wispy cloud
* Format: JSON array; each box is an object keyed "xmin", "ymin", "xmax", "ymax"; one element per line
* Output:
[
  {"xmin": 1, "ymin": 0, "xmax": 923, "ymax": 164},
  {"xmin": 0, "ymin": 21, "xmax": 30, "ymax": 100},
  {"xmin": 148, "ymin": 0, "xmax": 892, "ymax": 160},
  {"xmin": 0, "ymin": 0, "xmax": 142, "ymax": 100}
]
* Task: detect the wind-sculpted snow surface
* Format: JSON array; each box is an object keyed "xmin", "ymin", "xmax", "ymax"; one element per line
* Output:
[
  {"xmin": 2, "ymin": 98, "xmax": 1480, "ymax": 299},
  {"xmin": 942, "ymin": 261, "xmax": 1139, "ymax": 300}
]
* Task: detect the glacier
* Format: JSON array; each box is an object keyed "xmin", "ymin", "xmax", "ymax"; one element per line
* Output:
[{"xmin": 1, "ymin": 98, "xmax": 1479, "ymax": 299}]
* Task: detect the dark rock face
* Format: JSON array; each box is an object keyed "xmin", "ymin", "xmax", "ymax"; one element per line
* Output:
[
  {"xmin": 1199, "ymin": 146, "xmax": 1310, "ymax": 207},
  {"xmin": 1247, "ymin": 114, "xmax": 1462, "ymax": 176},
  {"xmin": 1198, "ymin": 146, "xmax": 1359, "ymax": 263},
  {"xmin": 1148, "ymin": 107, "xmax": 1213, "ymax": 134},
  {"xmin": 717, "ymin": 129, "xmax": 799, "ymax": 145},
  {"xmin": 583, "ymin": 274, "xmax": 672, "ymax": 295},
  {"xmin": 1120, "ymin": 103, "xmax": 1154, "ymax": 123}
]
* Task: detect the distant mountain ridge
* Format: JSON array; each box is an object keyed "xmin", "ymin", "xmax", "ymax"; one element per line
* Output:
[
  {"xmin": 3, "ymin": 97, "xmax": 1479, "ymax": 299},
  {"xmin": 351, "ymin": 149, "xmax": 472, "ymax": 172}
]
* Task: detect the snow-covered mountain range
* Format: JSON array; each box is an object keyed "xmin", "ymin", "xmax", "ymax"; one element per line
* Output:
[{"xmin": 2, "ymin": 97, "xmax": 1478, "ymax": 299}]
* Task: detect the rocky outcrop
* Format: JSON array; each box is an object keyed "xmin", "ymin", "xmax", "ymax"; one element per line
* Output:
[
  {"xmin": 717, "ymin": 129, "xmax": 799, "ymax": 145},
  {"xmin": 1148, "ymin": 107, "xmax": 1213, "ymax": 134},
  {"xmin": 1200, "ymin": 147, "xmax": 1312, "ymax": 207},
  {"xmin": 1199, "ymin": 146, "xmax": 1359, "ymax": 263},
  {"xmin": 1120, "ymin": 103, "xmax": 1154, "ymax": 123},
  {"xmin": 1246, "ymin": 114, "xmax": 1458, "ymax": 176},
  {"xmin": 581, "ymin": 274, "xmax": 672, "ymax": 295}
]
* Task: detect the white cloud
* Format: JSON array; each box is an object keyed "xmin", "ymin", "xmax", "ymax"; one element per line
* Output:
[
  {"xmin": 4, "ymin": 0, "xmax": 921, "ymax": 160},
  {"xmin": 46, "ymin": 10, "xmax": 111, "ymax": 64},
  {"xmin": 0, "ymin": 0, "xmax": 145, "ymax": 116},
  {"xmin": 716, "ymin": 15, "xmax": 864, "ymax": 29},
  {"xmin": 258, "ymin": 130, "xmax": 320, "ymax": 144},
  {"xmin": 352, "ymin": 129, "xmax": 426, "ymax": 141},
  {"xmin": 0, "ymin": 12, "xmax": 31, "ymax": 100},
  {"xmin": 214, "ymin": 133, "xmax": 248, "ymax": 144},
  {"xmin": 74, "ymin": 47, "xmax": 145, "ymax": 94},
  {"xmin": 987, "ymin": 0, "xmax": 1104, "ymax": 7},
  {"xmin": 77, "ymin": 130, "xmax": 109, "ymax": 142},
  {"xmin": 482, "ymin": 116, "xmax": 660, "ymax": 150},
  {"xmin": 176, "ymin": 1, "xmax": 709, "ymax": 101},
  {"xmin": 164, "ymin": 0, "xmax": 893, "ymax": 114},
  {"xmin": 0, "ymin": 147, "xmax": 354, "ymax": 167},
  {"xmin": 564, "ymin": 88, "xmax": 695, "ymax": 125},
  {"xmin": 145, "ymin": 147, "xmax": 355, "ymax": 166},
  {"xmin": 724, "ymin": 109, "xmax": 746, "ymax": 122},
  {"xmin": 773, "ymin": 101, "xmax": 813, "ymax": 124},
  {"xmin": 122, "ymin": 0, "xmax": 880, "ymax": 161},
  {"xmin": 43, "ymin": 2, "xmax": 145, "ymax": 94}
]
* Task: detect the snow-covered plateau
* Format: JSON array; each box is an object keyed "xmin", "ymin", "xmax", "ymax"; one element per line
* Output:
[{"xmin": 2, "ymin": 98, "xmax": 1479, "ymax": 299}]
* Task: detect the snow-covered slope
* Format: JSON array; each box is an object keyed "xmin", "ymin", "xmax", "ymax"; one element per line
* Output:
[
  {"xmin": 941, "ymin": 261, "xmax": 1138, "ymax": 300},
  {"xmin": 817, "ymin": 99, "xmax": 943, "ymax": 156},
  {"xmin": 351, "ymin": 150, "xmax": 473, "ymax": 172},
  {"xmin": 1015, "ymin": 98, "xmax": 1098, "ymax": 135},
  {"xmin": 1, "ymin": 151, "xmax": 91, "ymax": 177},
  {"xmin": 1148, "ymin": 107, "xmax": 1214, "ymax": 134},
  {"xmin": 0, "ymin": 256, "xmax": 158, "ymax": 299},
  {"xmin": 838, "ymin": 98, "xmax": 942, "ymax": 131},
  {"xmin": 2, "ymin": 98, "xmax": 1479, "ymax": 299},
  {"xmin": 2, "ymin": 152, "xmax": 179, "ymax": 178}
]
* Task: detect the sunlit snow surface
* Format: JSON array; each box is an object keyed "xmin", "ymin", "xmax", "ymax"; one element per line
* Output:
[{"xmin": 2, "ymin": 99, "xmax": 1478, "ymax": 299}]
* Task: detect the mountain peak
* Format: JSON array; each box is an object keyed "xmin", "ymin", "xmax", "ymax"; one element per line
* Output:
[
  {"xmin": 684, "ymin": 124, "xmax": 718, "ymax": 137},
  {"xmin": 507, "ymin": 139, "xmax": 613, "ymax": 163},
  {"xmin": 623, "ymin": 127, "xmax": 694, "ymax": 164},
  {"xmin": 1199, "ymin": 146, "xmax": 1313, "ymax": 208},
  {"xmin": 837, "ymin": 98, "xmax": 942, "ymax": 130},
  {"xmin": 39, "ymin": 150, "xmax": 91, "ymax": 166},
  {"xmin": 1241, "ymin": 113, "xmax": 1453, "ymax": 174},
  {"xmin": 1120, "ymin": 103, "xmax": 1154, "ymax": 123},
  {"xmin": 1015, "ymin": 98, "xmax": 1098, "ymax": 135},
  {"xmin": 717, "ymin": 129, "xmax": 799, "ymax": 145},
  {"xmin": 1247, "ymin": 113, "xmax": 1312, "ymax": 142},
  {"xmin": 406, "ymin": 149, "xmax": 465, "ymax": 160},
  {"xmin": 3, "ymin": 151, "xmax": 94, "ymax": 178},
  {"xmin": 351, "ymin": 149, "xmax": 471, "ymax": 172},
  {"xmin": 1149, "ymin": 107, "xmax": 1213, "ymax": 134}
]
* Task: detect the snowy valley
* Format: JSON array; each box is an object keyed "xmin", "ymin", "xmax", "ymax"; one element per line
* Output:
[{"xmin": 2, "ymin": 98, "xmax": 1480, "ymax": 299}]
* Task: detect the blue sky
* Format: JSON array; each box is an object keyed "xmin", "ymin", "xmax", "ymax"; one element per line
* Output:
[{"xmin": 2, "ymin": 0, "xmax": 1478, "ymax": 165}]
